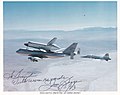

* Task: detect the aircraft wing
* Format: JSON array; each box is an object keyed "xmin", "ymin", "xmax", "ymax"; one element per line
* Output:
[{"xmin": 47, "ymin": 37, "xmax": 57, "ymax": 45}]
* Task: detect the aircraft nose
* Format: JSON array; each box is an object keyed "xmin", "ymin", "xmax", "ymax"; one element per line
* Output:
[
  {"xmin": 24, "ymin": 43, "xmax": 28, "ymax": 46},
  {"xmin": 16, "ymin": 49, "xmax": 20, "ymax": 53},
  {"xmin": 16, "ymin": 49, "xmax": 23, "ymax": 54}
]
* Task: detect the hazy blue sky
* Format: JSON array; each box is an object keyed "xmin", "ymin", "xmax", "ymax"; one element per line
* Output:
[{"xmin": 3, "ymin": 1, "xmax": 117, "ymax": 30}]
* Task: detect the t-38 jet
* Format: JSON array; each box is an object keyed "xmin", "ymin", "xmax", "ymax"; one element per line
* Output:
[
  {"xmin": 24, "ymin": 37, "xmax": 60, "ymax": 52},
  {"xmin": 16, "ymin": 43, "xmax": 78, "ymax": 62},
  {"xmin": 81, "ymin": 53, "xmax": 111, "ymax": 61}
]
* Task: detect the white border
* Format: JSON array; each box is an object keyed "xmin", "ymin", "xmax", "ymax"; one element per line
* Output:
[
  {"xmin": 0, "ymin": 0, "xmax": 3, "ymax": 94},
  {"xmin": 0, "ymin": 0, "xmax": 119, "ymax": 95}
]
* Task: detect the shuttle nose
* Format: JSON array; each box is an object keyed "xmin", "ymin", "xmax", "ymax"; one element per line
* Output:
[{"xmin": 24, "ymin": 43, "xmax": 28, "ymax": 46}]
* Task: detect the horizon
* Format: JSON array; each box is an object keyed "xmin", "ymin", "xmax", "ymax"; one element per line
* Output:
[
  {"xmin": 4, "ymin": 26, "xmax": 117, "ymax": 31},
  {"xmin": 3, "ymin": 1, "xmax": 117, "ymax": 31}
]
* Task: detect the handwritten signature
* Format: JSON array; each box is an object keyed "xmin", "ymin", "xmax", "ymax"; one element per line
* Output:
[
  {"xmin": 4, "ymin": 69, "xmax": 82, "ymax": 93},
  {"xmin": 3, "ymin": 69, "xmax": 39, "ymax": 85},
  {"xmin": 38, "ymin": 75, "xmax": 82, "ymax": 93}
]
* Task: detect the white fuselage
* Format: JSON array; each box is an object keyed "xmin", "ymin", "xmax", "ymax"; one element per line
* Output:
[{"xmin": 24, "ymin": 42, "xmax": 60, "ymax": 51}]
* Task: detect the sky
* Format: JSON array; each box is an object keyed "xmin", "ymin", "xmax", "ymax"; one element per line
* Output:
[{"xmin": 3, "ymin": 1, "xmax": 117, "ymax": 31}]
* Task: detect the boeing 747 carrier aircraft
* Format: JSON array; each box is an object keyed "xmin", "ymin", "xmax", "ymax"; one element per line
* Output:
[{"xmin": 16, "ymin": 43, "xmax": 78, "ymax": 62}]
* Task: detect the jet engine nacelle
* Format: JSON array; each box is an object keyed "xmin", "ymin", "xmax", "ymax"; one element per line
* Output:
[{"xmin": 28, "ymin": 57, "xmax": 38, "ymax": 62}]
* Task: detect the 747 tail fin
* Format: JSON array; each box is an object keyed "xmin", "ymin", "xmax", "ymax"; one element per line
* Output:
[{"xmin": 63, "ymin": 43, "xmax": 78, "ymax": 55}]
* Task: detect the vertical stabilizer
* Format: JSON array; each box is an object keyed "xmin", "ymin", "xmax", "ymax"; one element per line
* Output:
[
  {"xmin": 104, "ymin": 53, "xmax": 109, "ymax": 57},
  {"xmin": 103, "ymin": 53, "xmax": 111, "ymax": 61},
  {"xmin": 47, "ymin": 37, "xmax": 57, "ymax": 45},
  {"xmin": 63, "ymin": 43, "xmax": 78, "ymax": 55}
]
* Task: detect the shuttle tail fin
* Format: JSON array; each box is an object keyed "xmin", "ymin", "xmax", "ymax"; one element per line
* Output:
[{"xmin": 47, "ymin": 37, "xmax": 57, "ymax": 45}]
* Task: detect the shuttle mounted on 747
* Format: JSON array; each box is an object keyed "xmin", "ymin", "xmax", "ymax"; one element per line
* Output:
[
  {"xmin": 24, "ymin": 37, "xmax": 60, "ymax": 52},
  {"xmin": 16, "ymin": 43, "xmax": 78, "ymax": 61}
]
